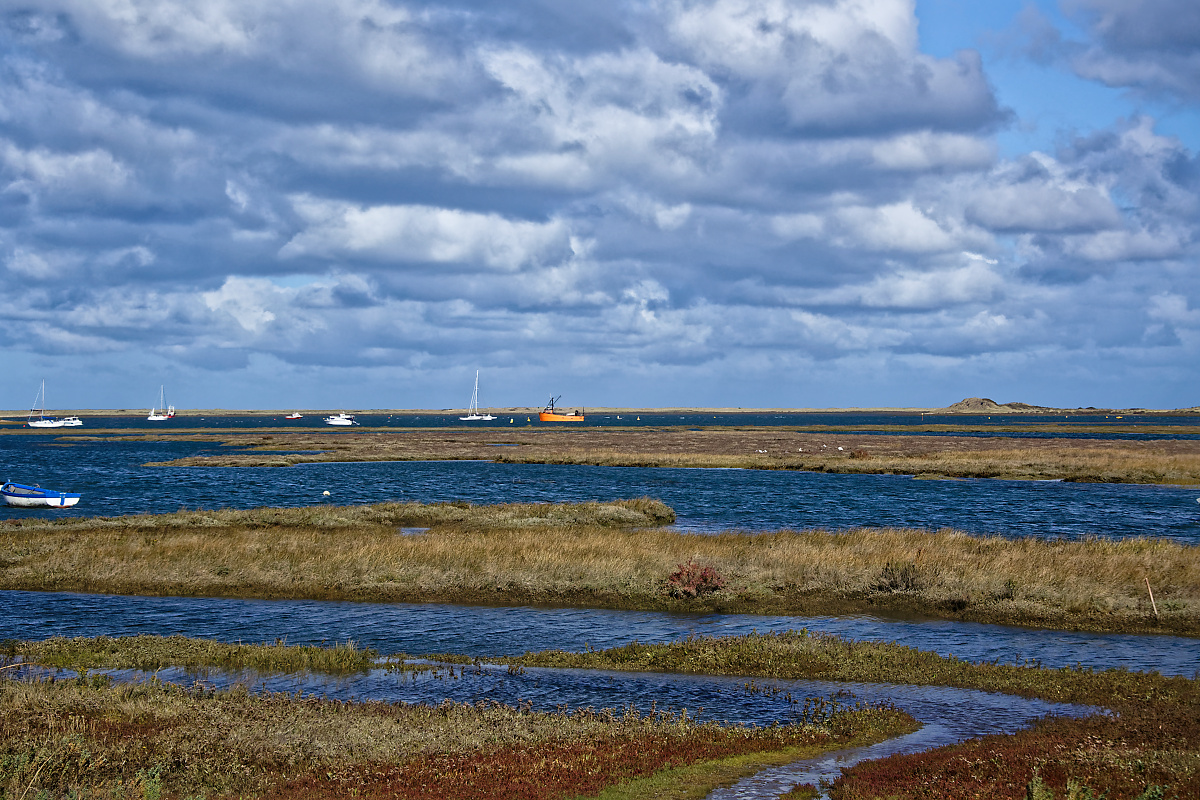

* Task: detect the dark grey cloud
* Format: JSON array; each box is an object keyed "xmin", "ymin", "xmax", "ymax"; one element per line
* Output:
[{"xmin": 1064, "ymin": 0, "xmax": 1200, "ymax": 101}]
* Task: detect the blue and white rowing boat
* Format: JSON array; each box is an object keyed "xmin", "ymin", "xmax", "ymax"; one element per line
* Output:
[{"xmin": 1, "ymin": 481, "xmax": 81, "ymax": 508}]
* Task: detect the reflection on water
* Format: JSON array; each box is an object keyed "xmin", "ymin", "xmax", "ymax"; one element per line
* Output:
[{"xmin": 3, "ymin": 436, "xmax": 1199, "ymax": 542}]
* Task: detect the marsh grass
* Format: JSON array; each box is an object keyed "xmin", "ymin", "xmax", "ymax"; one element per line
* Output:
[
  {"xmin": 505, "ymin": 629, "xmax": 1200, "ymax": 708},
  {"xmin": 1, "ymin": 502, "xmax": 1195, "ymax": 635},
  {"xmin": 0, "ymin": 496, "xmax": 676, "ymax": 533},
  {"xmin": 0, "ymin": 669, "xmax": 915, "ymax": 800},
  {"xmin": 3, "ymin": 634, "xmax": 378, "ymax": 675},
  {"xmin": 122, "ymin": 428, "xmax": 1200, "ymax": 484}
]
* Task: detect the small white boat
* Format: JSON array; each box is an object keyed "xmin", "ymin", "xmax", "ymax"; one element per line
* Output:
[
  {"xmin": 147, "ymin": 385, "xmax": 175, "ymax": 421},
  {"xmin": 285, "ymin": 412, "xmax": 303, "ymax": 420},
  {"xmin": 460, "ymin": 370, "xmax": 496, "ymax": 421},
  {"xmin": 324, "ymin": 413, "xmax": 357, "ymax": 426},
  {"xmin": 2, "ymin": 481, "xmax": 80, "ymax": 508},
  {"xmin": 27, "ymin": 380, "xmax": 75, "ymax": 428}
]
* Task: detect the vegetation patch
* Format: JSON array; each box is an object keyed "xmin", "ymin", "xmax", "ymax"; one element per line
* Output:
[
  {"xmin": 665, "ymin": 559, "xmax": 726, "ymax": 598},
  {"xmin": 2, "ymin": 634, "xmax": 378, "ymax": 675},
  {"xmin": 108, "ymin": 427, "xmax": 1200, "ymax": 485},
  {"xmin": 1, "ymin": 502, "xmax": 1195, "ymax": 636},
  {"xmin": 0, "ymin": 667, "xmax": 914, "ymax": 800}
]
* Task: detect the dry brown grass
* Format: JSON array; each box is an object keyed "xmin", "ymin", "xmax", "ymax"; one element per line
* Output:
[
  {"xmin": 95, "ymin": 428, "xmax": 1200, "ymax": 484},
  {"xmin": 1, "ymin": 502, "xmax": 1195, "ymax": 635}
]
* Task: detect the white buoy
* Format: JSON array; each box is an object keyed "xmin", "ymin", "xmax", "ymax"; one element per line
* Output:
[{"xmin": 323, "ymin": 490, "xmax": 330, "ymax": 496}]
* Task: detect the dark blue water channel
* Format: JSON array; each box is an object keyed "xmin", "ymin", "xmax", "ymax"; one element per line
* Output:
[
  {"xmin": 3, "ymin": 590, "xmax": 1196, "ymax": 677},
  {"xmin": 3, "ymin": 435, "xmax": 1199, "ymax": 541}
]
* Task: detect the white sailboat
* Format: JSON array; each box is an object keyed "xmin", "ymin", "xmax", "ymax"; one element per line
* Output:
[
  {"xmin": 460, "ymin": 370, "xmax": 496, "ymax": 421},
  {"xmin": 147, "ymin": 385, "xmax": 175, "ymax": 421},
  {"xmin": 27, "ymin": 379, "xmax": 67, "ymax": 428}
]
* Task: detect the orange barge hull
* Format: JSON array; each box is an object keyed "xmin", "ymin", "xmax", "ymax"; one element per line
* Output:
[{"xmin": 539, "ymin": 412, "xmax": 585, "ymax": 422}]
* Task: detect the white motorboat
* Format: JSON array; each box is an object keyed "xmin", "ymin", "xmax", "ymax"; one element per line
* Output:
[
  {"xmin": 2, "ymin": 480, "xmax": 80, "ymax": 508},
  {"xmin": 324, "ymin": 413, "xmax": 357, "ymax": 426},
  {"xmin": 459, "ymin": 370, "xmax": 496, "ymax": 421},
  {"xmin": 147, "ymin": 385, "xmax": 175, "ymax": 421},
  {"xmin": 285, "ymin": 412, "xmax": 303, "ymax": 420}
]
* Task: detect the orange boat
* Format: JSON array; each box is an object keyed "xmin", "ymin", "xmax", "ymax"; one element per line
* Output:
[{"xmin": 539, "ymin": 395, "xmax": 585, "ymax": 422}]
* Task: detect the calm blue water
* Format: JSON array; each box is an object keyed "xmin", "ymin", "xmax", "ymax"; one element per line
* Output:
[{"xmin": 3, "ymin": 435, "xmax": 1199, "ymax": 541}]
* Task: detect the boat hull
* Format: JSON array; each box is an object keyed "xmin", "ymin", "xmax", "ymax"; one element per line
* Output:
[
  {"xmin": 539, "ymin": 412, "xmax": 585, "ymax": 422},
  {"xmin": 28, "ymin": 419, "xmax": 66, "ymax": 428},
  {"xmin": 2, "ymin": 482, "xmax": 81, "ymax": 508}
]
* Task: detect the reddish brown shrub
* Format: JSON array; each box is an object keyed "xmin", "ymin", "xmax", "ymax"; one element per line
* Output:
[{"xmin": 666, "ymin": 559, "xmax": 726, "ymax": 598}]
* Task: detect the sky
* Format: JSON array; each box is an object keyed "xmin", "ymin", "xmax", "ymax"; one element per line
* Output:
[{"xmin": 1, "ymin": 0, "xmax": 1198, "ymax": 412}]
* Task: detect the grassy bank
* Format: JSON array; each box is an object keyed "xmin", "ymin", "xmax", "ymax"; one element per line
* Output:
[
  {"xmin": 60, "ymin": 426, "xmax": 1200, "ymax": 483},
  {"xmin": 3, "ymin": 634, "xmax": 379, "ymax": 675},
  {"xmin": 0, "ymin": 655, "xmax": 914, "ymax": 799},
  {"xmin": 5, "ymin": 632, "xmax": 1197, "ymax": 798},
  {"xmin": 1, "ymin": 501, "xmax": 1195, "ymax": 635},
  {"xmin": 507, "ymin": 630, "xmax": 1200, "ymax": 799}
]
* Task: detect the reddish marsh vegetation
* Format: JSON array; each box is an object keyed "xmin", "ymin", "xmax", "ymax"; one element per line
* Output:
[
  {"xmin": 832, "ymin": 705, "xmax": 1196, "ymax": 799},
  {"xmin": 268, "ymin": 722, "xmax": 898, "ymax": 800},
  {"xmin": 0, "ymin": 672, "xmax": 914, "ymax": 800},
  {"xmin": 666, "ymin": 559, "xmax": 726, "ymax": 597}
]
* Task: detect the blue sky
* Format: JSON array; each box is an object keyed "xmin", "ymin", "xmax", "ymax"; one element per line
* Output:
[{"xmin": 1, "ymin": 0, "xmax": 1198, "ymax": 411}]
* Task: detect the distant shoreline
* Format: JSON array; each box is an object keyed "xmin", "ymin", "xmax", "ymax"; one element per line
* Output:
[{"xmin": 3, "ymin": 404, "xmax": 1198, "ymax": 417}]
